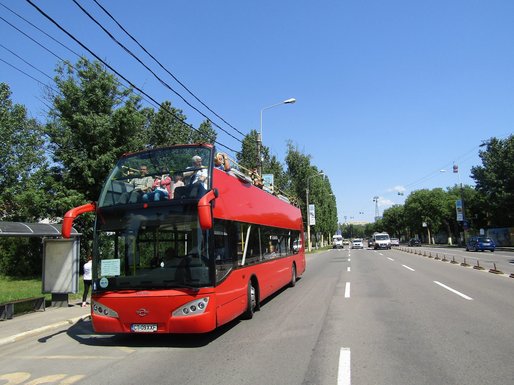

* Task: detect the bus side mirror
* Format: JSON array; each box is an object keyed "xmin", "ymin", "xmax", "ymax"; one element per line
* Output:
[
  {"xmin": 62, "ymin": 202, "xmax": 96, "ymax": 238},
  {"xmin": 198, "ymin": 189, "xmax": 218, "ymax": 230}
]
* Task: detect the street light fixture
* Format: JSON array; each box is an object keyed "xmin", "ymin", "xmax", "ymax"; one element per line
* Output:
[
  {"xmin": 258, "ymin": 98, "xmax": 296, "ymax": 175},
  {"xmin": 306, "ymin": 172, "xmax": 324, "ymax": 252}
]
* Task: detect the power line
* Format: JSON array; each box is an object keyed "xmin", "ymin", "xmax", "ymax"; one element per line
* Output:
[
  {"xmin": 1, "ymin": 7, "xmax": 224, "ymax": 152},
  {"xmin": 0, "ymin": 43, "xmax": 54, "ymax": 83},
  {"xmin": 0, "ymin": 1, "xmax": 82, "ymax": 59},
  {"xmin": 71, "ymin": 0, "xmax": 243, "ymax": 144},
  {"xmin": 0, "ymin": 56, "xmax": 59, "ymax": 95},
  {"xmin": 91, "ymin": 0, "xmax": 246, "ymax": 138},
  {"xmin": 25, "ymin": 0, "xmax": 238, "ymax": 153},
  {"xmin": 0, "ymin": 14, "xmax": 66, "ymax": 63}
]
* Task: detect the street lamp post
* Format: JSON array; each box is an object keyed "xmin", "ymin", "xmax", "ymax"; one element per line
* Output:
[
  {"xmin": 258, "ymin": 98, "xmax": 296, "ymax": 175},
  {"xmin": 306, "ymin": 172, "xmax": 324, "ymax": 252},
  {"xmin": 440, "ymin": 166, "xmax": 466, "ymax": 246}
]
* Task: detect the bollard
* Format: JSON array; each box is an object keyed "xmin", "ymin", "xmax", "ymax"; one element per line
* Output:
[
  {"xmin": 461, "ymin": 258, "xmax": 470, "ymax": 267},
  {"xmin": 428, "ymin": 251, "xmax": 433, "ymax": 258},
  {"xmin": 451, "ymin": 256, "xmax": 458, "ymax": 264},
  {"xmin": 434, "ymin": 253, "xmax": 440, "ymax": 260},
  {"xmin": 442, "ymin": 254, "xmax": 448, "ymax": 262},
  {"xmin": 489, "ymin": 263, "xmax": 503, "ymax": 275},
  {"xmin": 473, "ymin": 260, "xmax": 485, "ymax": 270}
]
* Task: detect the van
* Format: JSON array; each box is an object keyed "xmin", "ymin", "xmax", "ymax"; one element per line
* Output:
[
  {"xmin": 332, "ymin": 234, "xmax": 343, "ymax": 249},
  {"xmin": 373, "ymin": 232, "xmax": 391, "ymax": 249}
]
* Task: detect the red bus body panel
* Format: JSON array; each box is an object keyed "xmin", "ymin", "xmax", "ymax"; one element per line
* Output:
[{"xmin": 92, "ymin": 289, "xmax": 217, "ymax": 334}]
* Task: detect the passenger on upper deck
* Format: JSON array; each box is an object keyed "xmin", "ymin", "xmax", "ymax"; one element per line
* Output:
[
  {"xmin": 183, "ymin": 155, "xmax": 208, "ymax": 196},
  {"xmin": 214, "ymin": 152, "xmax": 231, "ymax": 171},
  {"xmin": 119, "ymin": 164, "xmax": 154, "ymax": 204},
  {"xmin": 143, "ymin": 173, "xmax": 171, "ymax": 202},
  {"xmin": 170, "ymin": 173, "xmax": 184, "ymax": 199},
  {"xmin": 250, "ymin": 167, "xmax": 264, "ymax": 188}
]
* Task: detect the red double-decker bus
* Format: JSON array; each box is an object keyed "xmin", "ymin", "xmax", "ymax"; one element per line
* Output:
[{"xmin": 63, "ymin": 143, "xmax": 305, "ymax": 334}]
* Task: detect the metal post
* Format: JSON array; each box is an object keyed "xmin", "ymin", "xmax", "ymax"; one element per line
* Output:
[
  {"xmin": 306, "ymin": 172, "xmax": 324, "ymax": 252},
  {"xmin": 306, "ymin": 186, "xmax": 311, "ymax": 252},
  {"xmin": 258, "ymin": 98, "xmax": 296, "ymax": 176}
]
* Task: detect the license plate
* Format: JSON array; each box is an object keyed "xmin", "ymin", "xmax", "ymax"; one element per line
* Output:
[{"xmin": 131, "ymin": 324, "xmax": 157, "ymax": 333}]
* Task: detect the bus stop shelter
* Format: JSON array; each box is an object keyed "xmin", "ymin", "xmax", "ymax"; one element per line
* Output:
[{"xmin": 0, "ymin": 222, "xmax": 80, "ymax": 307}]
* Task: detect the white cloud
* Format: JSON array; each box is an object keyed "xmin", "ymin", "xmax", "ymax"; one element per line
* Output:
[{"xmin": 378, "ymin": 197, "xmax": 394, "ymax": 207}]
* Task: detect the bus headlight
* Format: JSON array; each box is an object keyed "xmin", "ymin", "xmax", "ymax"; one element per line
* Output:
[
  {"xmin": 172, "ymin": 297, "xmax": 209, "ymax": 317},
  {"xmin": 92, "ymin": 300, "xmax": 119, "ymax": 318}
]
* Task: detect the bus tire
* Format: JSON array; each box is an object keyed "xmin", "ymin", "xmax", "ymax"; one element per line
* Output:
[
  {"xmin": 289, "ymin": 263, "xmax": 297, "ymax": 287},
  {"xmin": 242, "ymin": 280, "xmax": 256, "ymax": 320}
]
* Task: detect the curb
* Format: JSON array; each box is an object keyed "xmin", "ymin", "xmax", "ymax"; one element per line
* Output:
[{"xmin": 0, "ymin": 314, "xmax": 90, "ymax": 347}]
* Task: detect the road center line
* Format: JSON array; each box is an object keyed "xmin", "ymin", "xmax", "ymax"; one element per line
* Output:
[
  {"xmin": 344, "ymin": 282, "xmax": 351, "ymax": 298},
  {"xmin": 402, "ymin": 264, "xmax": 415, "ymax": 271},
  {"xmin": 347, "ymin": 267, "xmax": 351, "ymax": 272},
  {"xmin": 338, "ymin": 347, "xmax": 351, "ymax": 385},
  {"xmin": 387, "ymin": 257, "xmax": 395, "ymax": 261},
  {"xmin": 433, "ymin": 281, "xmax": 473, "ymax": 300}
]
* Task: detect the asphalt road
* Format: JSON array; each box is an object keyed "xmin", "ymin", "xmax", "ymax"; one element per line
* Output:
[{"xmin": 1, "ymin": 247, "xmax": 513, "ymax": 385}]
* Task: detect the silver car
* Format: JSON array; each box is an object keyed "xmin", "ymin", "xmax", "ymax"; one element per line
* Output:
[{"xmin": 351, "ymin": 238, "xmax": 364, "ymax": 249}]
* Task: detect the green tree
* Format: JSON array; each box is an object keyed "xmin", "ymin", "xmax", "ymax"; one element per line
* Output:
[
  {"xmin": 0, "ymin": 83, "xmax": 64, "ymax": 276},
  {"xmin": 403, "ymin": 188, "xmax": 450, "ymax": 243},
  {"xmin": 146, "ymin": 100, "xmax": 191, "ymax": 146},
  {"xmin": 191, "ymin": 119, "xmax": 217, "ymax": 144},
  {"xmin": 0, "ymin": 83, "xmax": 47, "ymax": 221},
  {"xmin": 46, "ymin": 58, "xmax": 147, "ymax": 203},
  {"xmin": 381, "ymin": 205, "xmax": 406, "ymax": 239},
  {"xmin": 471, "ymin": 135, "xmax": 514, "ymax": 227}
]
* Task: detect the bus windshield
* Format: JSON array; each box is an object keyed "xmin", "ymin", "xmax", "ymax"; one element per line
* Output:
[
  {"xmin": 98, "ymin": 145, "xmax": 213, "ymax": 208},
  {"xmin": 94, "ymin": 204, "xmax": 212, "ymax": 290}
]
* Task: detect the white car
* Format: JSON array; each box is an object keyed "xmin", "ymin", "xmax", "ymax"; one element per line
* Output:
[
  {"xmin": 390, "ymin": 238, "xmax": 400, "ymax": 246},
  {"xmin": 351, "ymin": 238, "xmax": 364, "ymax": 249}
]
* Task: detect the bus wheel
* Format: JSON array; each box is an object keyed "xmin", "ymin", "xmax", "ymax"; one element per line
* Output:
[
  {"xmin": 289, "ymin": 264, "xmax": 297, "ymax": 287},
  {"xmin": 242, "ymin": 281, "xmax": 256, "ymax": 319}
]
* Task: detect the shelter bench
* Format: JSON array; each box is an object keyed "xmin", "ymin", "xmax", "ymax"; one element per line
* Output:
[{"xmin": 0, "ymin": 296, "xmax": 46, "ymax": 320}]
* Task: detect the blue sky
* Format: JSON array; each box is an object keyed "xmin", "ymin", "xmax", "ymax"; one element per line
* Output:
[{"xmin": 1, "ymin": 0, "xmax": 513, "ymax": 223}]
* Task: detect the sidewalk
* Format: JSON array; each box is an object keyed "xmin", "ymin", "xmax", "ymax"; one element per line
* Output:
[{"xmin": 0, "ymin": 301, "xmax": 90, "ymax": 347}]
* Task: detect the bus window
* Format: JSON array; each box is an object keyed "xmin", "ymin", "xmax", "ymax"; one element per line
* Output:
[
  {"xmin": 94, "ymin": 213, "xmax": 212, "ymax": 289},
  {"xmin": 214, "ymin": 220, "xmax": 237, "ymax": 283}
]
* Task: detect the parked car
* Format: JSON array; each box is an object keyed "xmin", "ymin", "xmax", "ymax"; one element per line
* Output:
[
  {"xmin": 351, "ymin": 238, "xmax": 364, "ymax": 249},
  {"xmin": 390, "ymin": 238, "xmax": 400, "ymax": 246},
  {"xmin": 408, "ymin": 238, "xmax": 421, "ymax": 247},
  {"xmin": 466, "ymin": 236, "xmax": 495, "ymax": 252}
]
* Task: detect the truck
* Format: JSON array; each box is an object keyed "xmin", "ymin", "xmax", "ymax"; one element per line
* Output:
[{"xmin": 373, "ymin": 232, "xmax": 391, "ymax": 249}]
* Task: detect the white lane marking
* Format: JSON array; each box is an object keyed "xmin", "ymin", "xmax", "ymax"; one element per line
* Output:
[
  {"xmin": 387, "ymin": 257, "xmax": 395, "ymax": 261},
  {"xmin": 379, "ymin": 253, "xmax": 384, "ymax": 256},
  {"xmin": 338, "ymin": 347, "xmax": 351, "ymax": 385},
  {"xmin": 347, "ymin": 267, "xmax": 351, "ymax": 272},
  {"xmin": 344, "ymin": 282, "xmax": 351, "ymax": 298},
  {"xmin": 433, "ymin": 281, "xmax": 473, "ymax": 300},
  {"xmin": 348, "ymin": 258, "xmax": 351, "ymax": 262},
  {"xmin": 402, "ymin": 264, "xmax": 415, "ymax": 271}
]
